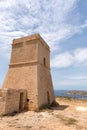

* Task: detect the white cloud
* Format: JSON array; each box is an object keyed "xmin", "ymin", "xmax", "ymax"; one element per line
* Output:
[
  {"xmin": 53, "ymin": 77, "xmax": 87, "ymax": 90},
  {"xmin": 80, "ymin": 20, "xmax": 87, "ymax": 28},
  {"xmin": 53, "ymin": 75, "xmax": 87, "ymax": 90},
  {"xmin": 51, "ymin": 52, "xmax": 74, "ymax": 68},
  {"xmin": 74, "ymin": 48, "xmax": 87, "ymax": 64},
  {"xmin": 0, "ymin": 0, "xmax": 87, "ymax": 60},
  {"xmin": 0, "ymin": 0, "xmax": 87, "ymax": 90},
  {"xmin": 58, "ymin": 80, "xmax": 87, "ymax": 87},
  {"xmin": 0, "ymin": 0, "xmax": 80, "ymax": 55},
  {"xmin": 51, "ymin": 48, "xmax": 87, "ymax": 68},
  {"xmin": 66, "ymin": 75, "xmax": 87, "ymax": 80}
]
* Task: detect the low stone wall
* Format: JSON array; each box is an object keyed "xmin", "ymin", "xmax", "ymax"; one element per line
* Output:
[
  {"xmin": 0, "ymin": 97, "xmax": 6, "ymax": 115},
  {"xmin": 0, "ymin": 88, "xmax": 26, "ymax": 115},
  {"xmin": 0, "ymin": 89, "xmax": 7, "ymax": 115}
]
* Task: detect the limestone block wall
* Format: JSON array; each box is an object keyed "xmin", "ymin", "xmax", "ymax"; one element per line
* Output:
[
  {"xmin": 37, "ymin": 39, "xmax": 50, "ymax": 68},
  {"xmin": 5, "ymin": 89, "xmax": 20, "ymax": 114},
  {"xmin": 37, "ymin": 65, "xmax": 55, "ymax": 107},
  {"xmin": 0, "ymin": 99, "xmax": 6, "ymax": 115},
  {"xmin": 22, "ymin": 65, "xmax": 38, "ymax": 110},
  {"xmin": 2, "ymin": 34, "xmax": 55, "ymax": 111},
  {"xmin": 3, "ymin": 35, "xmax": 40, "ymax": 111},
  {"xmin": 0, "ymin": 89, "xmax": 26, "ymax": 115},
  {"xmin": 3, "ymin": 65, "xmax": 38, "ymax": 110},
  {"xmin": 0, "ymin": 89, "xmax": 6, "ymax": 115},
  {"xmin": 11, "ymin": 40, "xmax": 38, "ymax": 64},
  {"xmin": 37, "ymin": 39, "xmax": 55, "ymax": 108}
]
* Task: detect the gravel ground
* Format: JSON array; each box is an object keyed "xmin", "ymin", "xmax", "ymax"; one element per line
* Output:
[{"xmin": 0, "ymin": 97, "xmax": 87, "ymax": 130}]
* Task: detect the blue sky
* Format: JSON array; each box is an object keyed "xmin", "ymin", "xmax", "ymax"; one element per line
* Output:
[{"xmin": 0, "ymin": 0, "xmax": 87, "ymax": 90}]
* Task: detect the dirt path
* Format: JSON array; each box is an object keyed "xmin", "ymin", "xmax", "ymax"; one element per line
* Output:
[{"xmin": 0, "ymin": 97, "xmax": 87, "ymax": 130}]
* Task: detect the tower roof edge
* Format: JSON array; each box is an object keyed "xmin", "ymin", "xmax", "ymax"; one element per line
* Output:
[
  {"xmin": 12, "ymin": 33, "xmax": 50, "ymax": 50},
  {"xmin": 13, "ymin": 34, "xmax": 50, "ymax": 51}
]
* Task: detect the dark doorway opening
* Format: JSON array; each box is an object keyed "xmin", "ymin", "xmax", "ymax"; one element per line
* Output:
[
  {"xmin": 47, "ymin": 91, "xmax": 50, "ymax": 104},
  {"xmin": 19, "ymin": 93, "xmax": 23, "ymax": 111}
]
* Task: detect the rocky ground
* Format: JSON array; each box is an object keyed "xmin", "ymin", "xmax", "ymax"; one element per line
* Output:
[{"xmin": 0, "ymin": 97, "xmax": 87, "ymax": 130}]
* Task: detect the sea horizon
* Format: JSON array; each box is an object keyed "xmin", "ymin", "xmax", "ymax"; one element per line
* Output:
[{"xmin": 54, "ymin": 89, "xmax": 87, "ymax": 100}]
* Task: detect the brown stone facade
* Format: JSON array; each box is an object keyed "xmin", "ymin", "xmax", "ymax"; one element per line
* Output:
[
  {"xmin": 0, "ymin": 34, "xmax": 55, "ymax": 115},
  {"xmin": 0, "ymin": 88, "xmax": 26, "ymax": 115}
]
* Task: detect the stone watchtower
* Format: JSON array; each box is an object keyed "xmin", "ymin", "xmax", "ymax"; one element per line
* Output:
[{"xmin": 2, "ymin": 34, "xmax": 55, "ymax": 111}]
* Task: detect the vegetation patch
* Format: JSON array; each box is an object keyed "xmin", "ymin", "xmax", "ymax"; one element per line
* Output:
[
  {"xmin": 39, "ymin": 126, "xmax": 46, "ymax": 129},
  {"xmin": 35, "ymin": 100, "xmax": 59, "ymax": 112},
  {"xmin": 55, "ymin": 114, "xmax": 77, "ymax": 126},
  {"xmin": 65, "ymin": 118, "xmax": 77, "ymax": 125},
  {"xmin": 24, "ymin": 126, "xmax": 32, "ymax": 129},
  {"xmin": 16, "ymin": 125, "xmax": 32, "ymax": 129}
]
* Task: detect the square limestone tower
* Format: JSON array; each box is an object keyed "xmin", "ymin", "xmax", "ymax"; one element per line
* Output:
[{"xmin": 3, "ymin": 34, "xmax": 55, "ymax": 110}]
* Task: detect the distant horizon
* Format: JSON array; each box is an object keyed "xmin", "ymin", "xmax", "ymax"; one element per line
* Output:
[{"xmin": 54, "ymin": 89, "xmax": 87, "ymax": 91}]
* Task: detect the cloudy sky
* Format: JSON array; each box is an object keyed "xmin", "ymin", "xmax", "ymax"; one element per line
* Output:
[{"xmin": 0, "ymin": 0, "xmax": 87, "ymax": 90}]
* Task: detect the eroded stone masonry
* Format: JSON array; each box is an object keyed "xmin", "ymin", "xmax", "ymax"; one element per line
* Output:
[{"xmin": 0, "ymin": 34, "xmax": 55, "ymax": 115}]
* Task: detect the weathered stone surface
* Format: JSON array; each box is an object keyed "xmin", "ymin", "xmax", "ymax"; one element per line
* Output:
[{"xmin": 0, "ymin": 34, "xmax": 55, "ymax": 115}]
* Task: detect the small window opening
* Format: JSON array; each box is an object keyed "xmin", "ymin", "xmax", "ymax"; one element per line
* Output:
[
  {"xmin": 47, "ymin": 91, "xmax": 50, "ymax": 104},
  {"xmin": 27, "ymin": 99, "xmax": 29, "ymax": 102},
  {"xmin": 43, "ymin": 57, "xmax": 46, "ymax": 66}
]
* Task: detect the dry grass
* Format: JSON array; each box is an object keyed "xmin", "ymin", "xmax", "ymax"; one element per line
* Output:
[{"xmin": 0, "ymin": 97, "xmax": 87, "ymax": 130}]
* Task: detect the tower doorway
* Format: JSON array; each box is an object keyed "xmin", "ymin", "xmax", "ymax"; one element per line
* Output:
[
  {"xmin": 47, "ymin": 91, "xmax": 50, "ymax": 104},
  {"xmin": 19, "ymin": 93, "xmax": 23, "ymax": 111}
]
